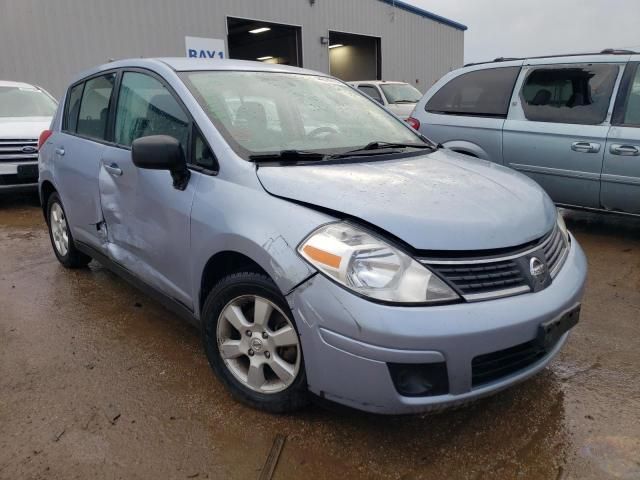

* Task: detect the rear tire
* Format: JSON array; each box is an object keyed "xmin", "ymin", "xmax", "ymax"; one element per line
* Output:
[
  {"xmin": 46, "ymin": 192, "xmax": 91, "ymax": 268},
  {"xmin": 202, "ymin": 271, "xmax": 308, "ymax": 413}
]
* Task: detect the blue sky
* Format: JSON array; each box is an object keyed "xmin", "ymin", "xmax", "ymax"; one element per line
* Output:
[{"xmin": 407, "ymin": 0, "xmax": 640, "ymax": 63}]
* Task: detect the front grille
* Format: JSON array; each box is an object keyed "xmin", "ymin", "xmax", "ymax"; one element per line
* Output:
[
  {"xmin": 0, "ymin": 139, "xmax": 38, "ymax": 163},
  {"xmin": 471, "ymin": 338, "xmax": 554, "ymax": 387},
  {"xmin": 430, "ymin": 260, "xmax": 527, "ymax": 298},
  {"xmin": 422, "ymin": 223, "xmax": 570, "ymax": 301}
]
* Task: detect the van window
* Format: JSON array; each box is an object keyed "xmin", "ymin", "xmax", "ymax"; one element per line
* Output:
[
  {"xmin": 520, "ymin": 65, "xmax": 619, "ymax": 125},
  {"xmin": 76, "ymin": 73, "xmax": 116, "ymax": 140},
  {"xmin": 426, "ymin": 67, "xmax": 520, "ymax": 117},
  {"xmin": 623, "ymin": 66, "xmax": 640, "ymax": 126},
  {"xmin": 114, "ymin": 72, "xmax": 189, "ymax": 151},
  {"xmin": 64, "ymin": 83, "xmax": 84, "ymax": 133}
]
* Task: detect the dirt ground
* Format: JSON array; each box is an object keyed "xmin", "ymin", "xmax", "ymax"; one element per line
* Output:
[{"xmin": 1, "ymin": 193, "xmax": 639, "ymax": 480}]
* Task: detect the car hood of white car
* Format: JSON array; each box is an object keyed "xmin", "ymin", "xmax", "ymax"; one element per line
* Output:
[
  {"xmin": 0, "ymin": 117, "xmax": 52, "ymax": 139},
  {"xmin": 257, "ymin": 148, "xmax": 557, "ymax": 252}
]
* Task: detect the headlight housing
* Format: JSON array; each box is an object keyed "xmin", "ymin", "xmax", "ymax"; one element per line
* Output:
[{"xmin": 298, "ymin": 222, "xmax": 459, "ymax": 304}]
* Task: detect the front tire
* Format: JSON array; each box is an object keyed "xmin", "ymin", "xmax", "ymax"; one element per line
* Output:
[
  {"xmin": 202, "ymin": 272, "xmax": 308, "ymax": 413},
  {"xmin": 46, "ymin": 192, "xmax": 91, "ymax": 268}
]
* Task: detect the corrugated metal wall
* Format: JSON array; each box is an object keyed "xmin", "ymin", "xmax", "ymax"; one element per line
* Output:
[{"xmin": 0, "ymin": 0, "xmax": 463, "ymax": 97}]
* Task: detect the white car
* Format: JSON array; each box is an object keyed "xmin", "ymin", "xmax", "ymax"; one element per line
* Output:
[
  {"xmin": 349, "ymin": 80, "xmax": 422, "ymax": 119},
  {"xmin": 0, "ymin": 80, "xmax": 57, "ymax": 193}
]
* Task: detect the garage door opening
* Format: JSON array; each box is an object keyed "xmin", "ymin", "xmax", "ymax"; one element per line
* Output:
[
  {"xmin": 329, "ymin": 31, "xmax": 381, "ymax": 82},
  {"xmin": 227, "ymin": 17, "xmax": 302, "ymax": 67}
]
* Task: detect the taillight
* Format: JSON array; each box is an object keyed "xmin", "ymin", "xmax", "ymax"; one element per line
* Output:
[
  {"xmin": 406, "ymin": 117, "xmax": 420, "ymax": 130},
  {"xmin": 38, "ymin": 129, "xmax": 53, "ymax": 149}
]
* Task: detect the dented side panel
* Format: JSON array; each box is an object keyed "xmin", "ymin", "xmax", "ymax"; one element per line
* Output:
[{"xmin": 98, "ymin": 145, "xmax": 199, "ymax": 308}]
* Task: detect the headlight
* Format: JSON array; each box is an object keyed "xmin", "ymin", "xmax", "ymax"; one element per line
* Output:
[
  {"xmin": 298, "ymin": 222, "xmax": 459, "ymax": 304},
  {"xmin": 557, "ymin": 210, "xmax": 569, "ymax": 244}
]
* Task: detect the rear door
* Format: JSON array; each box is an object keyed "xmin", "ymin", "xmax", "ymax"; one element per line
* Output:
[
  {"xmin": 601, "ymin": 60, "xmax": 640, "ymax": 214},
  {"xmin": 419, "ymin": 64, "xmax": 522, "ymax": 161},
  {"xmin": 503, "ymin": 59, "xmax": 625, "ymax": 207},
  {"xmin": 98, "ymin": 69, "xmax": 198, "ymax": 307},
  {"xmin": 52, "ymin": 72, "xmax": 117, "ymax": 248}
]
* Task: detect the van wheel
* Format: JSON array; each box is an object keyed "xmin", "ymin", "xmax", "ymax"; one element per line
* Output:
[
  {"xmin": 202, "ymin": 272, "xmax": 308, "ymax": 413},
  {"xmin": 46, "ymin": 192, "xmax": 91, "ymax": 268}
]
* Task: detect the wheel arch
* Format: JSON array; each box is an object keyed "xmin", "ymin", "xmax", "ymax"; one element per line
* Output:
[
  {"xmin": 199, "ymin": 250, "xmax": 274, "ymax": 315},
  {"xmin": 40, "ymin": 180, "xmax": 57, "ymax": 221},
  {"xmin": 442, "ymin": 140, "xmax": 488, "ymax": 160}
]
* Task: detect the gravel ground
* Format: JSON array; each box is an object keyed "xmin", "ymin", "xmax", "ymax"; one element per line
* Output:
[{"xmin": 1, "ymin": 193, "xmax": 638, "ymax": 480}]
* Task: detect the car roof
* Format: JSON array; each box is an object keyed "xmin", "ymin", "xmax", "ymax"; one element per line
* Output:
[
  {"xmin": 463, "ymin": 49, "xmax": 637, "ymax": 68},
  {"xmin": 71, "ymin": 57, "xmax": 328, "ymax": 85},
  {"xmin": 349, "ymin": 80, "xmax": 408, "ymax": 85},
  {"xmin": 0, "ymin": 80, "xmax": 39, "ymax": 89}
]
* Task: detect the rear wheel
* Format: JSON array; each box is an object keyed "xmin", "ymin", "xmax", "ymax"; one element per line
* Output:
[
  {"xmin": 202, "ymin": 272, "xmax": 308, "ymax": 413},
  {"xmin": 46, "ymin": 192, "xmax": 91, "ymax": 268}
]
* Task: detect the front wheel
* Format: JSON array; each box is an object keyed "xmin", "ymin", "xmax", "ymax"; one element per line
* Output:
[
  {"xmin": 46, "ymin": 192, "xmax": 91, "ymax": 268},
  {"xmin": 202, "ymin": 272, "xmax": 308, "ymax": 413}
]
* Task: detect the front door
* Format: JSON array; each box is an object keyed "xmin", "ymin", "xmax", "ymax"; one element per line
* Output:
[
  {"xmin": 99, "ymin": 70, "xmax": 197, "ymax": 308},
  {"xmin": 602, "ymin": 60, "xmax": 640, "ymax": 214},
  {"xmin": 503, "ymin": 62, "xmax": 623, "ymax": 208}
]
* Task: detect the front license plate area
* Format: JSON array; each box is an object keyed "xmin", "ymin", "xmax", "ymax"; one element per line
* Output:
[
  {"xmin": 0, "ymin": 164, "xmax": 18, "ymax": 175},
  {"xmin": 537, "ymin": 305, "xmax": 580, "ymax": 349},
  {"xmin": 17, "ymin": 164, "xmax": 38, "ymax": 180}
]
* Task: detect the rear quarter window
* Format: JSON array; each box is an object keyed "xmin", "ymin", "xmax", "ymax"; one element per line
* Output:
[
  {"xmin": 63, "ymin": 83, "xmax": 84, "ymax": 133},
  {"xmin": 426, "ymin": 67, "xmax": 520, "ymax": 117}
]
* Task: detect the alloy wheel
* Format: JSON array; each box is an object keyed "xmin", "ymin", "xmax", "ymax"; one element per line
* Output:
[
  {"xmin": 216, "ymin": 295, "xmax": 301, "ymax": 394},
  {"xmin": 50, "ymin": 202, "xmax": 69, "ymax": 257}
]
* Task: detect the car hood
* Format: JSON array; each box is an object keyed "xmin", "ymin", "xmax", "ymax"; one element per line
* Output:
[
  {"xmin": 256, "ymin": 149, "xmax": 557, "ymax": 251},
  {"xmin": 0, "ymin": 117, "xmax": 52, "ymax": 139},
  {"xmin": 387, "ymin": 103, "xmax": 416, "ymax": 119}
]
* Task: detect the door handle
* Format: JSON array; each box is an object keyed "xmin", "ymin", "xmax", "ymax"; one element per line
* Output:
[
  {"xmin": 103, "ymin": 163, "xmax": 123, "ymax": 177},
  {"xmin": 610, "ymin": 144, "xmax": 640, "ymax": 156},
  {"xmin": 55, "ymin": 147, "xmax": 65, "ymax": 156},
  {"xmin": 571, "ymin": 142, "xmax": 600, "ymax": 153}
]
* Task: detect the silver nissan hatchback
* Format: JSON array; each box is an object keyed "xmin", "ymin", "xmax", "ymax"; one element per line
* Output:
[{"xmin": 39, "ymin": 59, "xmax": 587, "ymax": 414}]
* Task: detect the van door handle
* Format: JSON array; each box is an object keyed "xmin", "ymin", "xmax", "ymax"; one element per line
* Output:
[
  {"xmin": 610, "ymin": 144, "xmax": 640, "ymax": 156},
  {"xmin": 55, "ymin": 147, "xmax": 65, "ymax": 156},
  {"xmin": 103, "ymin": 163, "xmax": 123, "ymax": 177},
  {"xmin": 571, "ymin": 142, "xmax": 600, "ymax": 153}
]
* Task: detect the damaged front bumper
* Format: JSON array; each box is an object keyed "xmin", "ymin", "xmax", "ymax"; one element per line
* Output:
[{"xmin": 286, "ymin": 234, "xmax": 587, "ymax": 414}]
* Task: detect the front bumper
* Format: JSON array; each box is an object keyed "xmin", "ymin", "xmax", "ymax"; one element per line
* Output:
[
  {"xmin": 287, "ymin": 234, "xmax": 587, "ymax": 414},
  {"xmin": 0, "ymin": 161, "xmax": 39, "ymax": 192}
]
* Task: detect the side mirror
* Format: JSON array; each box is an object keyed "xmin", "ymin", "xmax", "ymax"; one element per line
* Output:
[{"xmin": 132, "ymin": 135, "xmax": 190, "ymax": 190}]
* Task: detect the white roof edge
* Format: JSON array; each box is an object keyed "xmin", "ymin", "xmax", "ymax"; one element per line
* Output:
[{"xmin": 0, "ymin": 80, "xmax": 38, "ymax": 88}]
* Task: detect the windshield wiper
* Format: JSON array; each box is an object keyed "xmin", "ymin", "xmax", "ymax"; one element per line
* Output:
[
  {"xmin": 393, "ymin": 100, "xmax": 418, "ymax": 104},
  {"xmin": 328, "ymin": 141, "xmax": 434, "ymax": 159},
  {"xmin": 248, "ymin": 150, "xmax": 326, "ymax": 162}
]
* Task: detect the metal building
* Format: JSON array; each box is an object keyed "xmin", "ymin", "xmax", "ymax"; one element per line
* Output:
[{"xmin": 0, "ymin": 0, "xmax": 465, "ymax": 97}]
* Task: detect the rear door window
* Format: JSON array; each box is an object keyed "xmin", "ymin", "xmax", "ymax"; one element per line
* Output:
[
  {"xmin": 358, "ymin": 85, "xmax": 384, "ymax": 104},
  {"xmin": 426, "ymin": 67, "xmax": 520, "ymax": 117},
  {"xmin": 520, "ymin": 64, "xmax": 619, "ymax": 125},
  {"xmin": 63, "ymin": 82, "xmax": 85, "ymax": 133},
  {"xmin": 114, "ymin": 71, "xmax": 189, "ymax": 152},
  {"xmin": 76, "ymin": 73, "xmax": 116, "ymax": 140}
]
